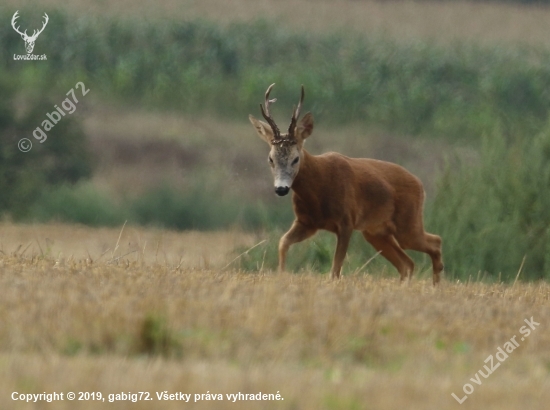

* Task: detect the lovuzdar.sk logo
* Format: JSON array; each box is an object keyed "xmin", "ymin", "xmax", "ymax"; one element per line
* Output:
[{"xmin": 11, "ymin": 10, "xmax": 48, "ymax": 61}]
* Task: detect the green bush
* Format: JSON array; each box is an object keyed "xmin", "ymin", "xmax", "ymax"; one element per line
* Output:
[
  {"xmin": 0, "ymin": 77, "xmax": 92, "ymax": 218},
  {"xmin": 31, "ymin": 183, "xmax": 123, "ymax": 226},
  {"xmin": 28, "ymin": 180, "xmax": 294, "ymax": 231},
  {"xmin": 426, "ymin": 124, "xmax": 550, "ymax": 281},
  {"xmin": 130, "ymin": 182, "xmax": 240, "ymax": 230}
]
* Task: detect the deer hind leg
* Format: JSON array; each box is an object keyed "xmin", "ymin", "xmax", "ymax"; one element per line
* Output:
[
  {"xmin": 399, "ymin": 232, "xmax": 443, "ymax": 286},
  {"xmin": 278, "ymin": 220, "xmax": 317, "ymax": 272},
  {"xmin": 363, "ymin": 232, "xmax": 415, "ymax": 282}
]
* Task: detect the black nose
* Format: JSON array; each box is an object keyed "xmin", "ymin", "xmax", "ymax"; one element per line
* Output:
[{"xmin": 275, "ymin": 186, "xmax": 290, "ymax": 196}]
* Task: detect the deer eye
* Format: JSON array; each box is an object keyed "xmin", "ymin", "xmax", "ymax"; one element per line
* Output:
[
  {"xmin": 268, "ymin": 156, "xmax": 274, "ymax": 165},
  {"xmin": 291, "ymin": 157, "xmax": 300, "ymax": 166}
]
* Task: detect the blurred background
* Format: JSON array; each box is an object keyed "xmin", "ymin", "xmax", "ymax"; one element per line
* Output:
[{"xmin": 3, "ymin": 0, "xmax": 550, "ymax": 281}]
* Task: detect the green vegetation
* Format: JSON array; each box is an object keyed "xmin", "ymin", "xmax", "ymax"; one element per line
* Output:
[
  {"xmin": 2, "ymin": 9, "xmax": 550, "ymax": 142},
  {"xmin": 4, "ymin": 8, "xmax": 550, "ymax": 281},
  {"xmin": 136, "ymin": 314, "xmax": 181, "ymax": 358},
  {"xmin": 0, "ymin": 78, "xmax": 91, "ymax": 218},
  {"xmin": 427, "ymin": 124, "xmax": 550, "ymax": 281},
  {"xmin": 30, "ymin": 181, "xmax": 294, "ymax": 231}
]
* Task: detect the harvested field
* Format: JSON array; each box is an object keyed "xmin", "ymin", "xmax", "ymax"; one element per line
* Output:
[{"xmin": 0, "ymin": 223, "xmax": 548, "ymax": 409}]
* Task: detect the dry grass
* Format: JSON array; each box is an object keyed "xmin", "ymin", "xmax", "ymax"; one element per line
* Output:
[
  {"xmin": 0, "ymin": 223, "xmax": 549, "ymax": 409},
  {"xmin": 0, "ymin": 222, "xmax": 254, "ymax": 269},
  {"xmin": 5, "ymin": 0, "xmax": 550, "ymax": 47}
]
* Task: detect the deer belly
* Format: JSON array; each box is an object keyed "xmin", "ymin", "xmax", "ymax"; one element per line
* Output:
[{"xmin": 354, "ymin": 203, "xmax": 396, "ymax": 235}]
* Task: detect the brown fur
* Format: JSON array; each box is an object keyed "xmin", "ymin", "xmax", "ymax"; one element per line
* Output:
[{"xmin": 250, "ymin": 87, "xmax": 443, "ymax": 285}]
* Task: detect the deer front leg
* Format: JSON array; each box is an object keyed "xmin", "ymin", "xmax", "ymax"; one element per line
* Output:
[
  {"xmin": 331, "ymin": 227, "xmax": 353, "ymax": 279},
  {"xmin": 279, "ymin": 221, "xmax": 317, "ymax": 272}
]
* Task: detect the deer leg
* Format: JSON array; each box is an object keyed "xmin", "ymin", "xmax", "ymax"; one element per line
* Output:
[
  {"xmin": 279, "ymin": 221, "xmax": 317, "ymax": 272},
  {"xmin": 426, "ymin": 234, "xmax": 444, "ymax": 285},
  {"xmin": 399, "ymin": 232, "xmax": 443, "ymax": 286},
  {"xmin": 363, "ymin": 233, "xmax": 414, "ymax": 282},
  {"xmin": 330, "ymin": 227, "xmax": 353, "ymax": 279}
]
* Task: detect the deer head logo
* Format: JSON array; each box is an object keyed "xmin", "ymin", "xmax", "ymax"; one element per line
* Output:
[{"xmin": 11, "ymin": 11, "xmax": 49, "ymax": 54}]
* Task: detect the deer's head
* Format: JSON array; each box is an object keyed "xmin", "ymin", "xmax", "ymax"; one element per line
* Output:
[
  {"xmin": 11, "ymin": 11, "xmax": 49, "ymax": 54},
  {"xmin": 249, "ymin": 84, "xmax": 314, "ymax": 196}
]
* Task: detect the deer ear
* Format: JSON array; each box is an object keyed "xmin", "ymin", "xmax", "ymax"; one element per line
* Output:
[
  {"xmin": 296, "ymin": 112, "xmax": 314, "ymax": 141},
  {"xmin": 249, "ymin": 115, "xmax": 273, "ymax": 144}
]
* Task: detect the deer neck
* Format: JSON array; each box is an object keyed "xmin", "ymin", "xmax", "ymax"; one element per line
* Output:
[{"xmin": 291, "ymin": 149, "xmax": 323, "ymax": 198}]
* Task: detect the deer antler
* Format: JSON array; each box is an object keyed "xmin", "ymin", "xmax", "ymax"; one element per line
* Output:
[
  {"xmin": 288, "ymin": 85, "xmax": 305, "ymax": 139},
  {"xmin": 11, "ymin": 11, "xmax": 48, "ymax": 41},
  {"xmin": 259, "ymin": 83, "xmax": 281, "ymax": 140},
  {"xmin": 11, "ymin": 11, "xmax": 27, "ymax": 38},
  {"xmin": 28, "ymin": 13, "xmax": 49, "ymax": 40}
]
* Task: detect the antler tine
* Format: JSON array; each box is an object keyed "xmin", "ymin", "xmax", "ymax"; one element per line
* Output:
[
  {"xmin": 40, "ymin": 13, "xmax": 49, "ymax": 32},
  {"xmin": 259, "ymin": 83, "xmax": 281, "ymax": 138},
  {"xmin": 288, "ymin": 85, "xmax": 305, "ymax": 138},
  {"xmin": 11, "ymin": 10, "xmax": 19, "ymax": 27},
  {"xmin": 29, "ymin": 13, "xmax": 48, "ymax": 40},
  {"xmin": 11, "ymin": 11, "xmax": 26, "ymax": 37}
]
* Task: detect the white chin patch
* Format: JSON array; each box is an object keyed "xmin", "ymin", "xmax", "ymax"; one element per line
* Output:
[{"xmin": 274, "ymin": 178, "xmax": 291, "ymax": 189}]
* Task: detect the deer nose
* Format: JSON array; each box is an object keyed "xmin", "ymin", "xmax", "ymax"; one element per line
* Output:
[{"xmin": 275, "ymin": 186, "xmax": 290, "ymax": 196}]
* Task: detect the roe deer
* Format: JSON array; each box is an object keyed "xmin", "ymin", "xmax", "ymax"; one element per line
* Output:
[{"xmin": 249, "ymin": 84, "xmax": 443, "ymax": 285}]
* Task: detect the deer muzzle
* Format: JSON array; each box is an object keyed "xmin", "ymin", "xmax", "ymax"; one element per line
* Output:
[{"xmin": 275, "ymin": 186, "xmax": 290, "ymax": 196}]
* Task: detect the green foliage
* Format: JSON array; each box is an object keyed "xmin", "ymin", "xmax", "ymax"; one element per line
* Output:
[
  {"xmin": 426, "ymin": 124, "xmax": 550, "ymax": 281},
  {"xmin": 29, "ymin": 180, "xmax": 294, "ymax": 231},
  {"xmin": 130, "ymin": 183, "xmax": 237, "ymax": 230},
  {"xmin": 323, "ymin": 394, "xmax": 364, "ymax": 410},
  {"xmin": 136, "ymin": 314, "xmax": 181, "ymax": 358},
  {"xmin": 62, "ymin": 338, "xmax": 83, "ymax": 356},
  {"xmin": 31, "ymin": 183, "xmax": 124, "ymax": 226},
  {"xmin": 0, "ymin": 78, "xmax": 92, "ymax": 218},
  {"xmin": 3, "ymin": 10, "xmax": 550, "ymax": 141},
  {"xmin": 129, "ymin": 180, "xmax": 294, "ymax": 231}
]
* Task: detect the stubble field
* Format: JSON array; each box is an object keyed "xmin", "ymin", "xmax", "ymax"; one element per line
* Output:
[
  {"xmin": 2, "ymin": 0, "xmax": 550, "ymax": 408},
  {"xmin": 0, "ymin": 223, "xmax": 549, "ymax": 409}
]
